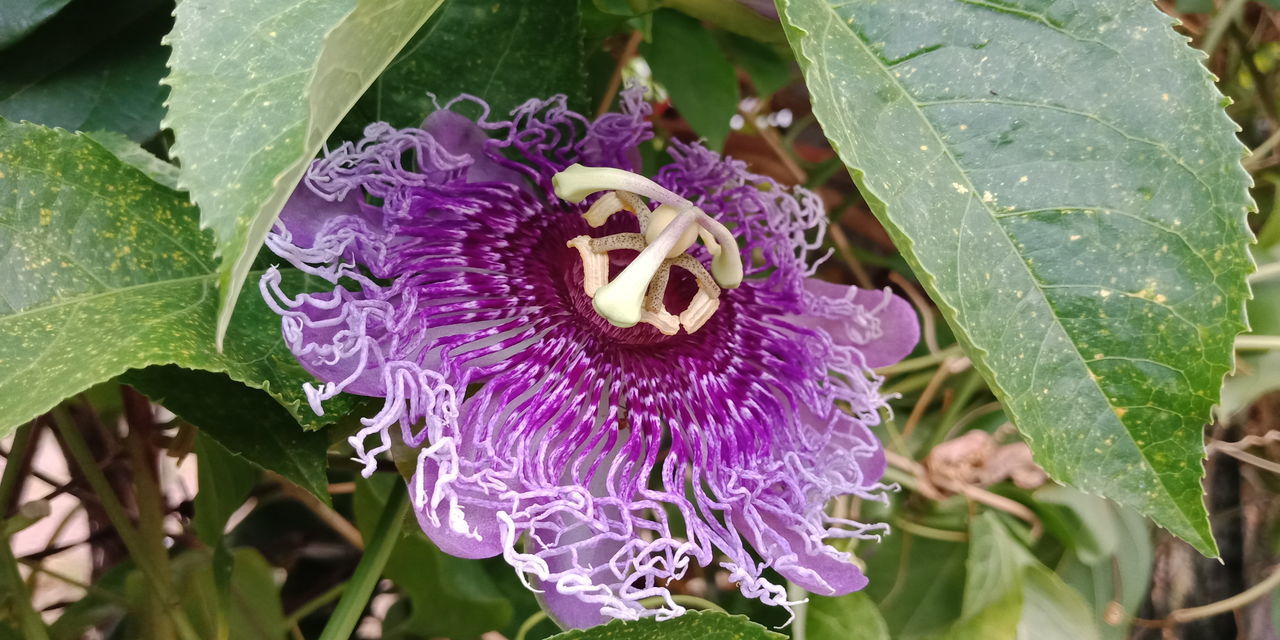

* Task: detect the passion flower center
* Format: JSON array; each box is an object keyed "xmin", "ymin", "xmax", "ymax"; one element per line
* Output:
[{"xmin": 553, "ymin": 164, "xmax": 743, "ymax": 335}]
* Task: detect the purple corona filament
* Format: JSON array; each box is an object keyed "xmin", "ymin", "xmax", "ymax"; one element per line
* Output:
[{"xmin": 260, "ymin": 88, "xmax": 920, "ymax": 627}]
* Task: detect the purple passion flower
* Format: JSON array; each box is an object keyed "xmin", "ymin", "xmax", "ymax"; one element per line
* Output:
[{"xmin": 260, "ymin": 89, "xmax": 919, "ymax": 627}]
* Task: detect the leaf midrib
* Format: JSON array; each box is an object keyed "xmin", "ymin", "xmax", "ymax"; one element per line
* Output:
[
  {"xmin": 806, "ymin": 1, "xmax": 1194, "ymax": 531},
  {"xmin": 0, "ymin": 272, "xmax": 215, "ymax": 323}
]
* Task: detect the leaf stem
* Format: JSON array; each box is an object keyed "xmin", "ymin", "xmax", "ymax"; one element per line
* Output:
[
  {"xmin": 892, "ymin": 517, "xmax": 969, "ymax": 542},
  {"xmin": 875, "ymin": 345, "xmax": 965, "ymax": 376},
  {"xmin": 785, "ymin": 582, "xmax": 808, "ymax": 640},
  {"xmin": 0, "ymin": 524, "xmax": 50, "ymax": 640},
  {"xmin": 317, "ymin": 487, "xmax": 407, "ymax": 640}
]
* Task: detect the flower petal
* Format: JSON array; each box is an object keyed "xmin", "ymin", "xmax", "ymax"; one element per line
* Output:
[
  {"xmin": 409, "ymin": 461, "xmax": 504, "ymax": 559},
  {"xmin": 739, "ymin": 510, "xmax": 868, "ymax": 597},
  {"xmin": 797, "ymin": 278, "xmax": 920, "ymax": 368},
  {"xmin": 422, "ymin": 108, "xmax": 529, "ymax": 187}
]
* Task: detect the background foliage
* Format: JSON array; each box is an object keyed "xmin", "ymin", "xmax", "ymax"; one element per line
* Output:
[{"xmin": 0, "ymin": 0, "xmax": 1275, "ymax": 639}]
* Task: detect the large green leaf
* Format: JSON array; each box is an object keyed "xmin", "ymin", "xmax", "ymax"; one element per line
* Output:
[
  {"xmin": 643, "ymin": 9, "xmax": 739, "ymax": 151},
  {"xmin": 0, "ymin": 0, "xmax": 73, "ymax": 50},
  {"xmin": 0, "ymin": 120, "xmax": 348, "ymax": 437},
  {"xmin": 547, "ymin": 611, "xmax": 784, "ymax": 640},
  {"xmin": 335, "ymin": 0, "xmax": 585, "ymax": 142},
  {"xmin": 780, "ymin": 0, "xmax": 1252, "ymax": 554},
  {"xmin": 0, "ymin": 9, "xmax": 169, "ymax": 142},
  {"xmin": 83, "ymin": 130, "xmax": 180, "ymax": 190},
  {"xmin": 163, "ymin": 0, "xmax": 444, "ymax": 347}
]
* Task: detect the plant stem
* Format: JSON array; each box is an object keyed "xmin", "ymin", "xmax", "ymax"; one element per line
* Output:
[
  {"xmin": 1248, "ymin": 260, "xmax": 1280, "ymax": 283},
  {"xmin": 1236, "ymin": 335, "xmax": 1280, "ymax": 350},
  {"xmin": 514, "ymin": 611, "xmax": 550, "ymax": 640},
  {"xmin": 50, "ymin": 408, "xmax": 201, "ymax": 640},
  {"xmin": 19, "ymin": 558, "xmax": 130, "ymax": 604},
  {"xmin": 927, "ymin": 369, "xmax": 987, "ymax": 451},
  {"xmin": 785, "ymin": 582, "xmax": 808, "ymax": 640},
  {"xmin": 1168, "ymin": 564, "xmax": 1280, "ymax": 623},
  {"xmin": 284, "ymin": 580, "xmax": 348, "ymax": 627},
  {"xmin": 0, "ymin": 531, "xmax": 50, "ymax": 640},
  {"xmin": 639, "ymin": 594, "xmax": 728, "ymax": 613},
  {"xmin": 1201, "ymin": 0, "xmax": 1249, "ymax": 58},
  {"xmin": 0, "ymin": 422, "xmax": 36, "ymax": 515},
  {"xmin": 317, "ymin": 487, "xmax": 407, "ymax": 640},
  {"xmin": 875, "ymin": 345, "xmax": 964, "ymax": 376}
]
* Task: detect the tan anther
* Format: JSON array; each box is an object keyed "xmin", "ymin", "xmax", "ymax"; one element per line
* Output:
[
  {"xmin": 582, "ymin": 191, "xmax": 652, "ymax": 228},
  {"xmin": 680, "ymin": 291, "xmax": 720, "ymax": 333},
  {"xmin": 567, "ymin": 233, "xmax": 645, "ymax": 296},
  {"xmin": 566, "ymin": 236, "xmax": 609, "ymax": 296},
  {"xmin": 642, "ymin": 263, "xmax": 681, "ymax": 336}
]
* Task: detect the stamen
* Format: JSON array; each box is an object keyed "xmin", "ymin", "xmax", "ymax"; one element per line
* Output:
[
  {"xmin": 557, "ymin": 164, "xmax": 741, "ymax": 289},
  {"xmin": 556, "ymin": 164, "xmax": 744, "ymax": 334}
]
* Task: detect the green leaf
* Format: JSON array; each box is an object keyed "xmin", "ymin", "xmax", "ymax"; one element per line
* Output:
[
  {"xmin": 0, "ymin": 0, "xmax": 73, "ymax": 49},
  {"xmin": 643, "ymin": 9, "xmax": 739, "ymax": 150},
  {"xmin": 1016, "ymin": 565, "xmax": 1098, "ymax": 640},
  {"xmin": 192, "ymin": 430, "xmax": 260, "ymax": 548},
  {"xmin": 354, "ymin": 476, "xmax": 513, "ymax": 639},
  {"xmin": 0, "ymin": 12, "xmax": 169, "ymax": 142},
  {"xmin": 125, "ymin": 366, "xmax": 333, "ymax": 503},
  {"xmin": 171, "ymin": 548, "xmax": 288, "ymax": 640},
  {"xmin": 962, "ymin": 513, "xmax": 1030, "ymax": 621},
  {"xmin": 163, "ymin": 0, "xmax": 444, "ymax": 347},
  {"xmin": 1220, "ymin": 258, "xmax": 1280, "ymax": 418},
  {"xmin": 335, "ymin": 0, "xmax": 586, "ymax": 142},
  {"xmin": 865, "ymin": 532, "xmax": 967, "ymax": 638},
  {"xmin": 1034, "ymin": 486, "xmax": 1120, "ymax": 565},
  {"xmin": 546, "ymin": 611, "xmax": 785, "ymax": 640},
  {"xmin": 1057, "ymin": 504, "xmax": 1152, "ymax": 640},
  {"xmin": 780, "ymin": 0, "xmax": 1252, "ymax": 555},
  {"xmin": 0, "ymin": 120, "xmax": 348, "ymax": 438},
  {"xmin": 82, "ymin": 130, "xmax": 179, "ymax": 190},
  {"xmin": 806, "ymin": 591, "xmax": 889, "ymax": 640}
]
